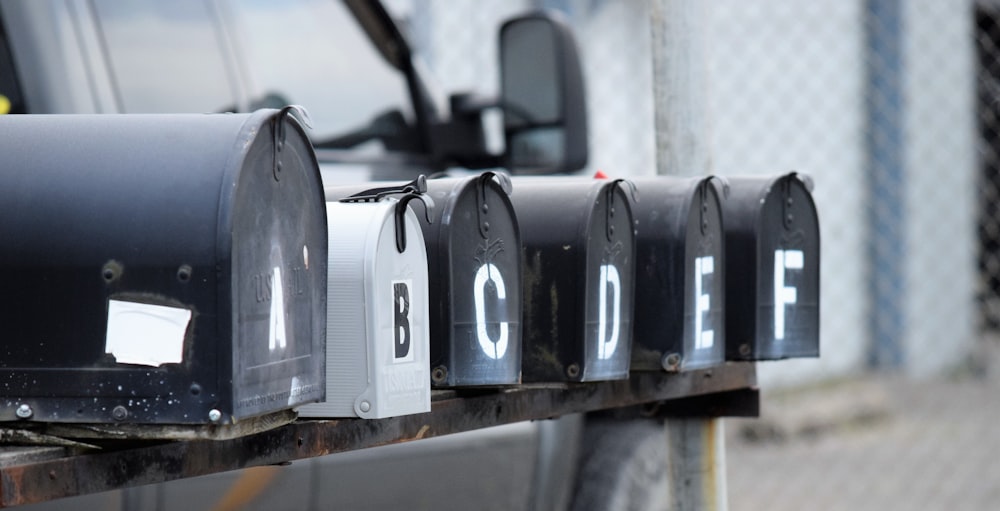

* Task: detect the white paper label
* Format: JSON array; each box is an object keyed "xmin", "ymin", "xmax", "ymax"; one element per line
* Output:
[{"xmin": 105, "ymin": 299, "xmax": 191, "ymax": 366}]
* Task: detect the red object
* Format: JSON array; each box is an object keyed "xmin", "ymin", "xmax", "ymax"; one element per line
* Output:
[{"xmin": 593, "ymin": 170, "xmax": 608, "ymax": 179}]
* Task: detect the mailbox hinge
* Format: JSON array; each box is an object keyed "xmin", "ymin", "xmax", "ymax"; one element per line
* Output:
[
  {"xmin": 782, "ymin": 175, "xmax": 794, "ymax": 230},
  {"xmin": 476, "ymin": 172, "xmax": 512, "ymax": 240},
  {"xmin": 341, "ymin": 175, "xmax": 433, "ymax": 253},
  {"xmin": 604, "ymin": 179, "xmax": 638, "ymax": 242},
  {"xmin": 271, "ymin": 106, "xmax": 311, "ymax": 182}
]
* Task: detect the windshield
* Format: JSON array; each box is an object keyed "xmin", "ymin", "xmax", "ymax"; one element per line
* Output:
[
  {"xmin": 91, "ymin": 0, "xmax": 413, "ymax": 150},
  {"xmin": 227, "ymin": 0, "xmax": 413, "ymax": 143}
]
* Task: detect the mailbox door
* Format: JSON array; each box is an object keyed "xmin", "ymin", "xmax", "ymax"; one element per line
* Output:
[
  {"xmin": 425, "ymin": 174, "xmax": 522, "ymax": 386},
  {"xmin": 722, "ymin": 174, "xmax": 820, "ymax": 360},
  {"xmin": 580, "ymin": 182, "xmax": 635, "ymax": 381},
  {"xmin": 514, "ymin": 179, "xmax": 635, "ymax": 382},
  {"xmin": 369, "ymin": 205, "xmax": 431, "ymax": 417},
  {"xmin": 229, "ymin": 110, "xmax": 327, "ymax": 421},
  {"xmin": 632, "ymin": 177, "xmax": 725, "ymax": 372}
]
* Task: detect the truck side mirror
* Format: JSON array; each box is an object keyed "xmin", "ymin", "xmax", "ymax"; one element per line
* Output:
[{"xmin": 499, "ymin": 11, "xmax": 588, "ymax": 174}]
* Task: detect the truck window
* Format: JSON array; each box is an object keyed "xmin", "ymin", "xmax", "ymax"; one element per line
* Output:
[
  {"xmin": 227, "ymin": 0, "xmax": 413, "ymax": 147},
  {"xmin": 91, "ymin": 0, "xmax": 237, "ymax": 113}
]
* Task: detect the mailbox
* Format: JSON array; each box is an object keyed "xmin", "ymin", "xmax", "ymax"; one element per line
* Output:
[
  {"xmin": 631, "ymin": 177, "xmax": 725, "ymax": 372},
  {"xmin": 0, "ymin": 110, "xmax": 327, "ymax": 427},
  {"xmin": 512, "ymin": 178, "xmax": 637, "ymax": 382},
  {"xmin": 299, "ymin": 186, "xmax": 431, "ymax": 419},
  {"xmin": 327, "ymin": 172, "xmax": 522, "ymax": 387},
  {"xmin": 715, "ymin": 173, "xmax": 820, "ymax": 360}
]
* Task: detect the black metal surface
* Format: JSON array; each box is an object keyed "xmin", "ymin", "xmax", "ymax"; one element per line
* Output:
[
  {"xmin": 0, "ymin": 111, "xmax": 327, "ymax": 426},
  {"xmin": 0, "ymin": 363, "xmax": 756, "ymax": 508},
  {"xmin": 715, "ymin": 174, "xmax": 820, "ymax": 360},
  {"xmin": 512, "ymin": 179, "xmax": 637, "ymax": 382},
  {"xmin": 631, "ymin": 177, "xmax": 726, "ymax": 372}
]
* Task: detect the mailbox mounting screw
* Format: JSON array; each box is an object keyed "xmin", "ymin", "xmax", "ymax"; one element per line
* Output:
[
  {"xmin": 177, "ymin": 265, "xmax": 192, "ymax": 283},
  {"xmin": 566, "ymin": 363, "xmax": 581, "ymax": 379},
  {"xmin": 112, "ymin": 406, "xmax": 128, "ymax": 421},
  {"xmin": 738, "ymin": 344, "xmax": 752, "ymax": 357},
  {"xmin": 359, "ymin": 401, "xmax": 371, "ymax": 413},
  {"xmin": 208, "ymin": 409, "xmax": 222, "ymax": 423},
  {"xmin": 431, "ymin": 366, "xmax": 448, "ymax": 384},
  {"xmin": 15, "ymin": 404, "xmax": 32, "ymax": 419},
  {"xmin": 662, "ymin": 353, "xmax": 682, "ymax": 372}
]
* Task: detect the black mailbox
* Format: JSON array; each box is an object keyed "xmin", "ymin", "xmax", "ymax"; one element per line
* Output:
[
  {"xmin": 512, "ymin": 178, "xmax": 637, "ymax": 382},
  {"xmin": 631, "ymin": 177, "xmax": 725, "ymax": 372},
  {"xmin": 0, "ymin": 110, "xmax": 327, "ymax": 428},
  {"xmin": 327, "ymin": 172, "xmax": 522, "ymax": 387},
  {"xmin": 715, "ymin": 173, "xmax": 820, "ymax": 360}
]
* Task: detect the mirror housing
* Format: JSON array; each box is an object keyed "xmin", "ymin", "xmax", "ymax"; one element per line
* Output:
[{"xmin": 500, "ymin": 11, "xmax": 588, "ymax": 174}]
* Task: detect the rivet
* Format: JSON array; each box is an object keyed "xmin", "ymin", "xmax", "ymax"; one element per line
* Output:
[
  {"xmin": 662, "ymin": 353, "xmax": 682, "ymax": 371},
  {"xmin": 566, "ymin": 363, "xmax": 581, "ymax": 379},
  {"xmin": 112, "ymin": 405, "xmax": 128, "ymax": 421},
  {"xmin": 177, "ymin": 265, "xmax": 192, "ymax": 283},
  {"xmin": 359, "ymin": 401, "xmax": 371, "ymax": 413},
  {"xmin": 208, "ymin": 409, "xmax": 222, "ymax": 422},
  {"xmin": 431, "ymin": 366, "xmax": 448, "ymax": 384},
  {"xmin": 15, "ymin": 404, "xmax": 32, "ymax": 419}
]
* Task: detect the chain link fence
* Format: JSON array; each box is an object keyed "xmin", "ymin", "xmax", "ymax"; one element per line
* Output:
[{"xmin": 399, "ymin": 0, "xmax": 997, "ymax": 509}]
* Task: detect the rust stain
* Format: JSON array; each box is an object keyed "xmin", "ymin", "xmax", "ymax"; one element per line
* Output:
[
  {"xmin": 209, "ymin": 466, "xmax": 281, "ymax": 511},
  {"xmin": 413, "ymin": 424, "xmax": 430, "ymax": 440}
]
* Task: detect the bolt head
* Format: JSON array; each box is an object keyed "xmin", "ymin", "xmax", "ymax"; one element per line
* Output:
[
  {"xmin": 111, "ymin": 405, "xmax": 129, "ymax": 421},
  {"xmin": 662, "ymin": 353, "xmax": 682, "ymax": 371},
  {"xmin": 15, "ymin": 404, "xmax": 32, "ymax": 419},
  {"xmin": 208, "ymin": 409, "xmax": 223, "ymax": 422}
]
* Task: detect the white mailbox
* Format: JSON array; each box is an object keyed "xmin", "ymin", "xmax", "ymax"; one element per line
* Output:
[{"xmin": 299, "ymin": 190, "xmax": 431, "ymax": 419}]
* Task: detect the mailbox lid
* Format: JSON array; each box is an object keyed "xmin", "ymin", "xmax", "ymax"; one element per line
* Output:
[
  {"xmin": 719, "ymin": 173, "xmax": 820, "ymax": 360},
  {"xmin": 424, "ymin": 173, "xmax": 523, "ymax": 386},
  {"xmin": 512, "ymin": 178, "xmax": 636, "ymax": 382},
  {"xmin": 301, "ymin": 200, "xmax": 430, "ymax": 419},
  {"xmin": 369, "ymin": 204, "xmax": 431, "ymax": 416},
  {"xmin": 631, "ymin": 177, "xmax": 725, "ymax": 372},
  {"xmin": 229, "ymin": 109, "xmax": 328, "ymax": 420},
  {"xmin": 0, "ymin": 111, "xmax": 327, "ymax": 425}
]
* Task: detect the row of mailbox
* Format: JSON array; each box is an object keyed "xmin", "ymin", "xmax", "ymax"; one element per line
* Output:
[{"xmin": 0, "ymin": 110, "xmax": 817, "ymax": 428}]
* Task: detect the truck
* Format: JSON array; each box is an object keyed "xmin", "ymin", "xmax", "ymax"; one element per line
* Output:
[{"xmin": 0, "ymin": 1, "xmax": 815, "ymax": 509}]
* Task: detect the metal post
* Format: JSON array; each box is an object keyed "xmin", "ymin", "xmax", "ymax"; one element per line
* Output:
[
  {"xmin": 865, "ymin": 0, "xmax": 906, "ymax": 369},
  {"xmin": 666, "ymin": 419, "xmax": 728, "ymax": 511},
  {"xmin": 650, "ymin": 2, "xmax": 727, "ymax": 510},
  {"xmin": 650, "ymin": 0, "xmax": 712, "ymax": 178}
]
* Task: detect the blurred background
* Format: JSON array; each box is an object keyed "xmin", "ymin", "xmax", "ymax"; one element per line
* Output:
[{"xmin": 386, "ymin": 0, "xmax": 999, "ymax": 508}]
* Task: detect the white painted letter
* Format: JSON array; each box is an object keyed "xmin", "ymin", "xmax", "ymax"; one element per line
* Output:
[
  {"xmin": 597, "ymin": 264, "xmax": 622, "ymax": 360},
  {"xmin": 269, "ymin": 266, "xmax": 287, "ymax": 351},
  {"xmin": 694, "ymin": 256, "xmax": 714, "ymax": 349},
  {"xmin": 474, "ymin": 263, "xmax": 509, "ymax": 359},
  {"xmin": 774, "ymin": 249, "xmax": 804, "ymax": 340}
]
